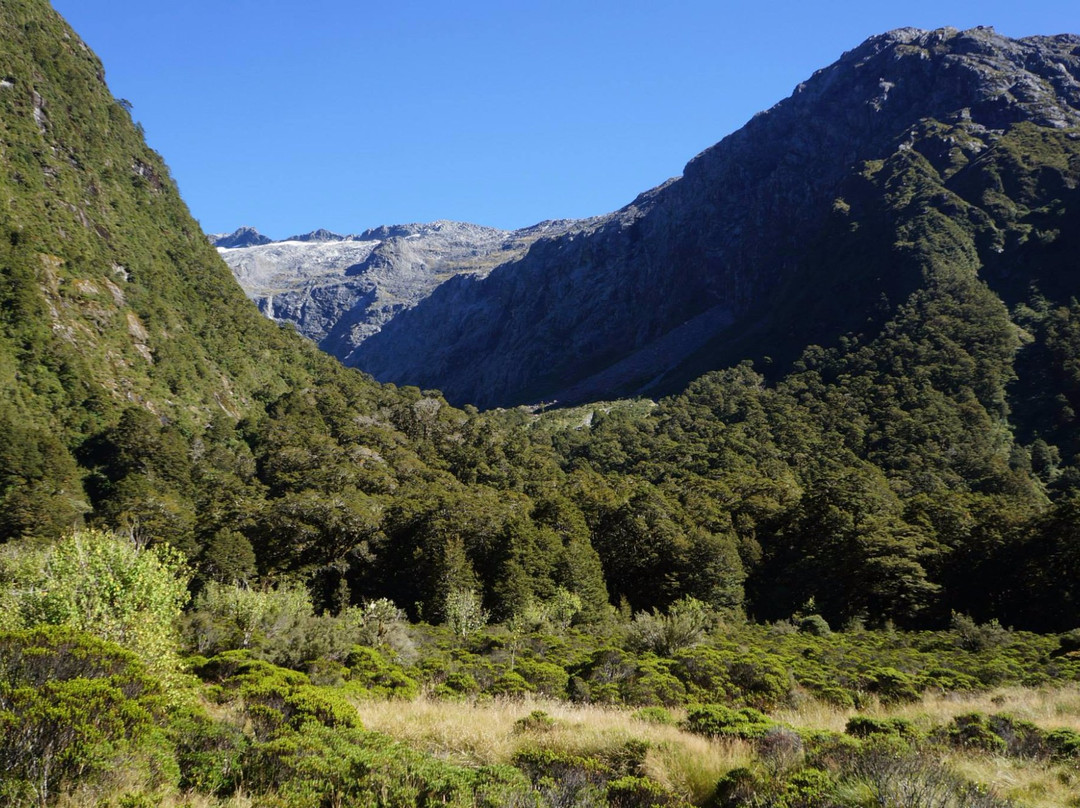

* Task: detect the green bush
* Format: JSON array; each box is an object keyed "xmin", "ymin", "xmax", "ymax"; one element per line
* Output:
[
  {"xmin": 514, "ymin": 709, "xmax": 556, "ymax": 734},
  {"xmin": 485, "ymin": 669, "xmax": 530, "ymax": 697},
  {"xmin": 713, "ymin": 767, "xmax": 767, "ymax": 808},
  {"xmin": 516, "ymin": 658, "xmax": 570, "ymax": 698},
  {"xmin": 671, "ymin": 647, "xmax": 732, "ymax": 702},
  {"xmin": 607, "ymin": 774, "xmax": 685, "ymax": 808},
  {"xmin": 345, "ymin": 645, "xmax": 420, "ymax": 699},
  {"xmin": 940, "ymin": 713, "xmax": 1008, "ymax": 753},
  {"xmin": 797, "ymin": 615, "xmax": 832, "ymax": 637},
  {"xmin": 633, "ymin": 706, "xmax": 676, "ymax": 725},
  {"xmin": 727, "ymin": 655, "xmax": 793, "ymax": 709},
  {"xmin": 0, "ymin": 530, "xmax": 190, "ymax": 687},
  {"xmin": 865, "ymin": 667, "xmax": 921, "ymax": 703},
  {"xmin": 780, "ymin": 767, "xmax": 836, "ymax": 808},
  {"xmin": 684, "ymin": 704, "xmax": 775, "ymax": 739},
  {"xmin": 1046, "ymin": 727, "xmax": 1080, "ymax": 760},
  {"xmin": 988, "ymin": 713, "xmax": 1048, "ymax": 759},
  {"xmin": 0, "ymin": 627, "xmax": 175, "ymax": 807},
  {"xmin": 621, "ymin": 657, "xmax": 688, "ymax": 706},
  {"xmin": 251, "ymin": 724, "xmax": 531, "ymax": 808},
  {"xmin": 513, "ymin": 746, "xmax": 610, "ymax": 782},
  {"xmin": 168, "ymin": 704, "xmax": 248, "ymax": 796},
  {"xmin": 197, "ymin": 652, "xmax": 359, "ymax": 739},
  {"xmin": 844, "ymin": 716, "xmax": 917, "ymax": 740},
  {"xmin": 919, "ymin": 666, "xmax": 981, "ymax": 693}
]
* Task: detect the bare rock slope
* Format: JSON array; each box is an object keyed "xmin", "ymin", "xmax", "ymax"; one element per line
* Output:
[{"xmin": 216, "ymin": 219, "xmax": 583, "ymax": 365}]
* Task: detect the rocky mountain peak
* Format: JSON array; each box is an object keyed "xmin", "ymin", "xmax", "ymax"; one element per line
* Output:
[
  {"xmin": 284, "ymin": 228, "xmax": 347, "ymax": 243},
  {"xmin": 210, "ymin": 226, "xmax": 271, "ymax": 248}
]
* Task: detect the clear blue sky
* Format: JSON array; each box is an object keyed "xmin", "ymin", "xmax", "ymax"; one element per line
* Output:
[{"xmin": 51, "ymin": 1, "xmax": 1080, "ymax": 239}]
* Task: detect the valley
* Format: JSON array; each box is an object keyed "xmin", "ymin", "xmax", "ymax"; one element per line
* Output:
[{"xmin": 0, "ymin": 5, "xmax": 1079, "ymax": 806}]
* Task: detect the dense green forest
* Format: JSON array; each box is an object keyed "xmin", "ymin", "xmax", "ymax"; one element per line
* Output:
[{"xmin": 2, "ymin": 2, "xmax": 1080, "ymax": 806}]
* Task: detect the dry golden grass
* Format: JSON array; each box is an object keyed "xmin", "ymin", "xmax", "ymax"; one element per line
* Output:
[
  {"xmin": 773, "ymin": 684, "xmax": 1080, "ymax": 807},
  {"xmin": 948, "ymin": 752, "xmax": 1080, "ymax": 808},
  {"xmin": 354, "ymin": 686, "xmax": 1080, "ymax": 805},
  {"xmin": 877, "ymin": 685, "xmax": 1080, "ymax": 732},
  {"xmin": 354, "ymin": 695, "xmax": 752, "ymax": 804},
  {"xmin": 773, "ymin": 684, "xmax": 1080, "ymax": 735}
]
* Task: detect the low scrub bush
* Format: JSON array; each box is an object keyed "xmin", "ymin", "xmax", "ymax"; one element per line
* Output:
[
  {"xmin": 844, "ymin": 716, "xmax": 917, "ymax": 740},
  {"xmin": 684, "ymin": 704, "xmax": 775, "ymax": 739}
]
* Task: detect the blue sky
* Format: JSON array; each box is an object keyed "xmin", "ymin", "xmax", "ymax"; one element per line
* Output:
[{"xmin": 52, "ymin": 1, "xmax": 1080, "ymax": 239}]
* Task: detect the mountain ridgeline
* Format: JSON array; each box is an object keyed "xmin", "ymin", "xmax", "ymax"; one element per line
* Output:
[
  {"xmin": 2, "ymin": 1, "xmax": 1080, "ymax": 641},
  {"xmin": 319, "ymin": 27, "xmax": 1080, "ymax": 410},
  {"xmin": 214, "ymin": 219, "xmax": 585, "ymax": 364}
]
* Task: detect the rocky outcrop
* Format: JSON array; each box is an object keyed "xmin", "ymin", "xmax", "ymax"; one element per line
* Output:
[{"xmin": 347, "ymin": 27, "xmax": 1080, "ymax": 408}]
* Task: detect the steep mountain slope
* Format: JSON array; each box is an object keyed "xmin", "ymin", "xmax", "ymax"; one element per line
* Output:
[
  {"xmin": 215, "ymin": 219, "xmax": 583, "ymax": 363},
  {"xmin": 349, "ymin": 27, "xmax": 1080, "ymax": 409},
  {"xmin": 0, "ymin": 0, "xmax": 454, "ymax": 548}
]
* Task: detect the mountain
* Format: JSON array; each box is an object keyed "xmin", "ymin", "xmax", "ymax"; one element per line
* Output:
[
  {"xmin": 216, "ymin": 219, "xmax": 585, "ymax": 363},
  {"xmin": 0, "ymin": 0, "xmax": 467, "ymax": 550},
  {"xmin": 6, "ymin": 0, "xmax": 1080, "ymax": 644},
  {"xmin": 337, "ymin": 27, "xmax": 1080, "ymax": 408},
  {"xmin": 208, "ymin": 225, "xmax": 272, "ymax": 248}
]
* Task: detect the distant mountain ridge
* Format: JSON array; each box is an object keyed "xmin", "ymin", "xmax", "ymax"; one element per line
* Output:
[
  {"xmin": 219, "ymin": 27, "xmax": 1080, "ymax": 412},
  {"xmin": 214, "ymin": 219, "xmax": 588, "ymax": 364}
]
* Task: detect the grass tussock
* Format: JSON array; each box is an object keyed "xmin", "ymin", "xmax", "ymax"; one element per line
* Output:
[{"xmin": 354, "ymin": 695, "xmax": 753, "ymax": 803}]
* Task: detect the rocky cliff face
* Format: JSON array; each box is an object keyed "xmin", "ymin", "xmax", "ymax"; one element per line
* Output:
[
  {"xmin": 216, "ymin": 219, "xmax": 584, "ymax": 364},
  {"xmin": 343, "ymin": 27, "xmax": 1080, "ymax": 408}
]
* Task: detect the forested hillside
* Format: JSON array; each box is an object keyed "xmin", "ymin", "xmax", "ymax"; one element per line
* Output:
[{"xmin": 2, "ymin": 3, "xmax": 1080, "ymax": 806}]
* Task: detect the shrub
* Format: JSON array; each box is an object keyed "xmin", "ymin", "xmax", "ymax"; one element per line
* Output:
[
  {"xmin": 169, "ymin": 704, "xmax": 248, "ymax": 796},
  {"xmin": 1046, "ymin": 728, "xmax": 1080, "ymax": 760},
  {"xmin": 940, "ymin": 713, "xmax": 1008, "ymax": 753},
  {"xmin": 513, "ymin": 746, "xmax": 610, "ymax": 783},
  {"xmin": 607, "ymin": 775, "xmax": 684, "ymax": 808},
  {"xmin": 797, "ymin": 615, "xmax": 832, "ymax": 636},
  {"xmin": 621, "ymin": 657, "xmax": 687, "ymax": 706},
  {"xmin": 781, "ymin": 767, "xmax": 836, "ymax": 808},
  {"xmin": 1053, "ymin": 629, "xmax": 1080, "ymax": 658},
  {"xmin": 344, "ymin": 645, "xmax": 420, "ymax": 699},
  {"xmin": 432, "ymin": 670, "xmax": 480, "ymax": 700},
  {"xmin": 354, "ymin": 597, "xmax": 414, "ymax": 658},
  {"xmin": 684, "ymin": 704, "xmax": 775, "ymax": 739},
  {"xmin": 988, "ymin": 713, "xmax": 1048, "ymax": 759},
  {"xmin": 514, "ymin": 709, "xmax": 556, "ymax": 734},
  {"xmin": 516, "ymin": 658, "xmax": 570, "ymax": 698},
  {"xmin": 487, "ymin": 670, "xmax": 532, "ymax": 698},
  {"xmin": 866, "ymin": 667, "xmax": 920, "ymax": 703},
  {"xmin": 920, "ymin": 666, "xmax": 981, "ymax": 693},
  {"xmin": 197, "ymin": 652, "xmax": 359, "ymax": 739},
  {"xmin": 0, "ymin": 627, "xmax": 174, "ymax": 807},
  {"xmin": 671, "ymin": 647, "xmax": 733, "ymax": 702},
  {"xmin": 727, "ymin": 655, "xmax": 793, "ymax": 709},
  {"xmin": 626, "ymin": 597, "xmax": 714, "ymax": 657},
  {"xmin": 950, "ymin": 612, "xmax": 1010, "ymax": 652},
  {"xmin": 809, "ymin": 684, "xmax": 856, "ymax": 708},
  {"xmin": 714, "ymin": 767, "xmax": 767, "ymax": 808},
  {"xmin": 846, "ymin": 746, "xmax": 1013, "ymax": 808},
  {"xmin": 633, "ymin": 706, "xmax": 676, "ymax": 725},
  {"xmin": 758, "ymin": 726, "xmax": 805, "ymax": 772},
  {"xmin": 844, "ymin": 716, "xmax": 917, "ymax": 740},
  {"xmin": 251, "ymin": 724, "xmax": 531, "ymax": 807},
  {"xmin": 0, "ymin": 530, "xmax": 189, "ymax": 687}
]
